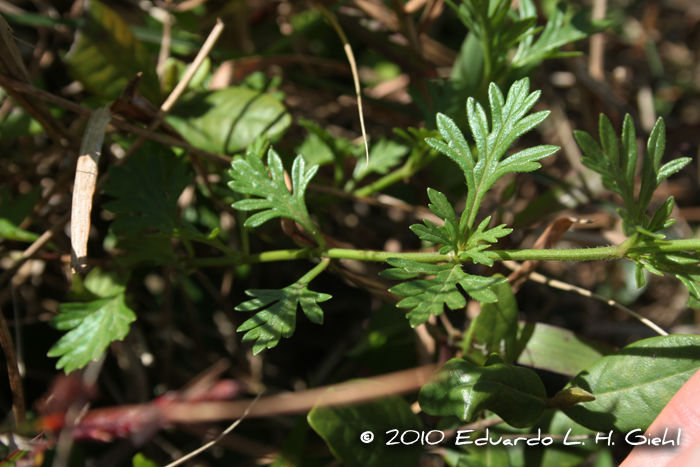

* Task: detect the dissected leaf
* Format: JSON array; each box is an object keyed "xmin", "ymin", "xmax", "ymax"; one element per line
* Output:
[
  {"xmin": 48, "ymin": 269, "xmax": 136, "ymax": 373},
  {"xmin": 103, "ymin": 144, "xmax": 190, "ymax": 235},
  {"xmin": 419, "ymin": 355, "xmax": 547, "ymax": 428},
  {"xmin": 512, "ymin": 0, "xmax": 604, "ymax": 72},
  {"xmin": 409, "ymin": 188, "xmax": 460, "ymax": 254},
  {"xmin": 65, "ymin": 0, "xmax": 161, "ymax": 103},
  {"xmin": 381, "ymin": 259, "xmax": 505, "ymax": 327},
  {"xmin": 563, "ymin": 334, "xmax": 700, "ymax": 432},
  {"xmin": 229, "ymin": 150, "xmax": 323, "ymax": 245},
  {"xmin": 576, "ymin": 115, "xmax": 691, "ymax": 236},
  {"xmin": 167, "ymin": 87, "xmax": 291, "ymax": 155},
  {"xmin": 236, "ymin": 261, "xmax": 331, "ymax": 354},
  {"xmin": 308, "ymin": 395, "xmax": 422, "ymax": 467},
  {"xmin": 426, "ymin": 78, "xmax": 558, "ymax": 239},
  {"xmin": 462, "ymin": 278, "xmax": 518, "ymax": 365}
]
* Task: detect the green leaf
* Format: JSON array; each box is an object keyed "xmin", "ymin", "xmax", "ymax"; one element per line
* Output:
[
  {"xmin": 419, "ymin": 355, "xmax": 547, "ymax": 428},
  {"xmin": 236, "ymin": 261, "xmax": 331, "ymax": 354},
  {"xmin": 48, "ymin": 269, "xmax": 136, "ymax": 373},
  {"xmin": 512, "ymin": 2, "xmax": 604, "ymax": 72},
  {"xmin": 308, "ymin": 395, "xmax": 422, "ymax": 467},
  {"xmin": 428, "ymin": 78, "xmax": 558, "ymax": 238},
  {"xmin": 575, "ymin": 114, "xmax": 691, "ymax": 236},
  {"xmin": 462, "ymin": 278, "xmax": 518, "ymax": 365},
  {"xmin": 132, "ymin": 454, "xmax": 158, "ymax": 467},
  {"xmin": 381, "ymin": 259, "xmax": 505, "ymax": 327},
  {"xmin": 523, "ymin": 411, "xmax": 598, "ymax": 467},
  {"xmin": 65, "ymin": 0, "xmax": 161, "ymax": 103},
  {"xmin": 563, "ymin": 334, "xmax": 700, "ymax": 432},
  {"xmin": 633, "ymin": 252, "xmax": 700, "ymax": 309},
  {"xmin": 353, "ymin": 138, "xmax": 409, "ymax": 182},
  {"xmin": 229, "ymin": 150, "xmax": 323, "ymax": 246},
  {"xmin": 515, "ymin": 323, "xmax": 612, "ymax": 377},
  {"xmin": 409, "ymin": 188, "xmax": 460, "ymax": 253},
  {"xmin": 166, "ymin": 87, "xmax": 291, "ymax": 155},
  {"xmin": 103, "ymin": 143, "xmax": 190, "ymax": 235},
  {"xmin": 445, "ymin": 433, "xmax": 511, "ymax": 467}
]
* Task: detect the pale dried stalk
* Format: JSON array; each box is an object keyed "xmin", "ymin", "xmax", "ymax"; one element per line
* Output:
[
  {"xmin": 71, "ymin": 107, "xmax": 112, "ymax": 274},
  {"xmin": 502, "ymin": 261, "xmax": 668, "ymax": 336},
  {"xmin": 588, "ymin": 0, "xmax": 607, "ymax": 81},
  {"xmin": 315, "ymin": 4, "xmax": 370, "ymax": 165},
  {"xmin": 164, "ymin": 394, "xmax": 260, "ymax": 467},
  {"xmin": 166, "ymin": 364, "xmax": 436, "ymax": 423},
  {"xmin": 121, "ymin": 18, "xmax": 225, "ymax": 161}
]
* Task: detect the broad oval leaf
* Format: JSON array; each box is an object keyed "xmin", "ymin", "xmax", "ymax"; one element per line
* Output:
[
  {"xmin": 308, "ymin": 394, "xmax": 423, "ymax": 467},
  {"xmin": 167, "ymin": 87, "xmax": 291, "ymax": 154},
  {"xmin": 419, "ymin": 355, "xmax": 547, "ymax": 428},
  {"xmin": 563, "ymin": 334, "xmax": 700, "ymax": 433},
  {"xmin": 462, "ymin": 278, "xmax": 519, "ymax": 365},
  {"xmin": 66, "ymin": 0, "xmax": 161, "ymax": 104}
]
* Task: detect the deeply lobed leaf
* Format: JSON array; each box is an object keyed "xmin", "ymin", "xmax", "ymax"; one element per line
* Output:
[
  {"xmin": 381, "ymin": 259, "xmax": 505, "ymax": 327},
  {"xmin": 236, "ymin": 266, "xmax": 332, "ymax": 354},
  {"xmin": 229, "ymin": 149, "xmax": 323, "ymax": 245},
  {"xmin": 48, "ymin": 269, "xmax": 135, "ymax": 373}
]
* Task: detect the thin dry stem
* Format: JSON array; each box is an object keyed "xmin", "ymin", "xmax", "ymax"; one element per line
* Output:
[
  {"xmin": 0, "ymin": 302, "xmax": 24, "ymax": 424},
  {"xmin": 502, "ymin": 261, "xmax": 668, "ymax": 336},
  {"xmin": 0, "ymin": 73, "xmax": 231, "ymax": 164},
  {"xmin": 122, "ymin": 18, "xmax": 225, "ymax": 161},
  {"xmin": 315, "ymin": 3, "xmax": 370, "ymax": 165},
  {"xmin": 164, "ymin": 394, "xmax": 260, "ymax": 467}
]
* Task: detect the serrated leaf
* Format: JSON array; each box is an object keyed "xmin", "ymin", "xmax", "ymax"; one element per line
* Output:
[
  {"xmin": 166, "ymin": 87, "xmax": 291, "ymax": 155},
  {"xmin": 575, "ymin": 114, "xmax": 689, "ymax": 236},
  {"xmin": 430, "ymin": 78, "xmax": 558, "ymax": 237},
  {"xmin": 103, "ymin": 143, "xmax": 190, "ymax": 235},
  {"xmin": 563, "ymin": 335, "xmax": 700, "ymax": 433},
  {"xmin": 410, "ymin": 188, "xmax": 460, "ymax": 253},
  {"xmin": 352, "ymin": 138, "xmax": 409, "ymax": 182},
  {"xmin": 512, "ymin": 2, "xmax": 604, "ymax": 71},
  {"xmin": 236, "ymin": 266, "xmax": 331, "ymax": 354},
  {"xmin": 308, "ymin": 395, "xmax": 422, "ymax": 467},
  {"xmin": 383, "ymin": 259, "xmax": 505, "ymax": 327},
  {"xmin": 462, "ymin": 279, "xmax": 518, "ymax": 365},
  {"xmin": 419, "ymin": 355, "xmax": 547, "ymax": 428},
  {"xmin": 48, "ymin": 288, "xmax": 136, "ymax": 374},
  {"xmin": 65, "ymin": 0, "xmax": 161, "ymax": 104},
  {"xmin": 468, "ymin": 217, "xmax": 513, "ymax": 245},
  {"xmin": 229, "ymin": 150, "xmax": 322, "ymax": 245}
]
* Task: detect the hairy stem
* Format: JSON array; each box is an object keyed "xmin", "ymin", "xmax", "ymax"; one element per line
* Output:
[{"xmin": 186, "ymin": 238, "xmax": 700, "ymax": 267}]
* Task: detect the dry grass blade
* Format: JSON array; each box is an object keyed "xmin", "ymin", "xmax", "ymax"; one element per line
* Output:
[
  {"xmin": 0, "ymin": 301, "xmax": 24, "ymax": 423},
  {"xmin": 503, "ymin": 261, "xmax": 668, "ymax": 336},
  {"xmin": 164, "ymin": 394, "xmax": 261, "ymax": 467},
  {"xmin": 165, "ymin": 364, "xmax": 436, "ymax": 423},
  {"xmin": 315, "ymin": 3, "xmax": 370, "ymax": 165},
  {"xmin": 70, "ymin": 107, "xmax": 112, "ymax": 274}
]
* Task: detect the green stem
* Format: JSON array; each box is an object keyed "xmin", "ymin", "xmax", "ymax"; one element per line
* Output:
[
  {"xmin": 185, "ymin": 238, "xmax": 700, "ymax": 268},
  {"xmin": 299, "ymin": 257, "xmax": 331, "ymax": 284},
  {"xmin": 353, "ymin": 149, "xmax": 436, "ymax": 197}
]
